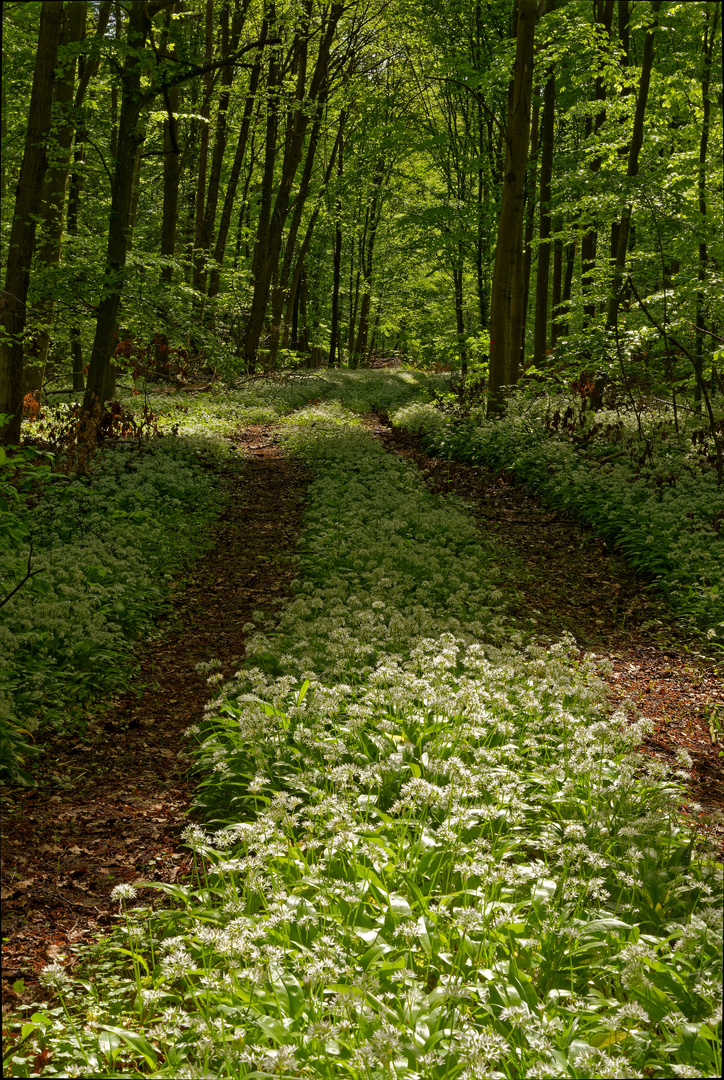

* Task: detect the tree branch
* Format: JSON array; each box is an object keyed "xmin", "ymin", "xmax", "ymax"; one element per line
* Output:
[{"xmin": 0, "ymin": 540, "xmax": 44, "ymax": 610}]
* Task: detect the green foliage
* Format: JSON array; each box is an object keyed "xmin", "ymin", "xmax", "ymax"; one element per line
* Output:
[
  {"xmin": 0, "ymin": 437, "xmax": 223, "ymax": 782},
  {"xmin": 393, "ymin": 392, "xmax": 724, "ymax": 647}
]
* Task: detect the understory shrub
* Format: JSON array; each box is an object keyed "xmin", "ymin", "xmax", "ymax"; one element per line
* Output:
[
  {"xmin": 10, "ymin": 404, "xmax": 721, "ymax": 1079},
  {"xmin": 392, "ymin": 396, "xmax": 724, "ymax": 647}
]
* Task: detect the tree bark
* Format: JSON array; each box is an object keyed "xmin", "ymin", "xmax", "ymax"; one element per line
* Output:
[
  {"xmin": 22, "ymin": 2, "xmax": 87, "ymax": 397},
  {"xmin": 487, "ymin": 0, "xmax": 537, "ymax": 414},
  {"xmin": 208, "ymin": 18, "xmax": 267, "ymax": 299},
  {"xmin": 606, "ymin": 0, "xmax": 663, "ymax": 333},
  {"xmin": 352, "ymin": 162, "xmax": 386, "ymax": 365},
  {"xmin": 580, "ymin": 0, "xmax": 614, "ymax": 333},
  {"xmin": 279, "ymin": 108, "xmax": 346, "ymax": 356},
  {"xmin": 533, "ymin": 10, "xmax": 556, "ymax": 368},
  {"xmin": 82, "ymin": 1, "xmax": 161, "ymax": 414},
  {"xmin": 551, "ymin": 223, "xmax": 562, "ymax": 348},
  {"xmin": 242, "ymin": 3, "xmax": 343, "ymax": 372},
  {"xmin": 191, "ymin": 0, "xmax": 214, "ymax": 293},
  {"xmin": 520, "ymin": 99, "xmax": 539, "ymax": 372},
  {"xmin": 695, "ymin": 5, "xmax": 719, "ymax": 403},
  {"xmin": 329, "ymin": 129, "xmax": 344, "ymax": 367},
  {"xmin": 0, "ymin": 1, "xmax": 63, "ymax": 445}
]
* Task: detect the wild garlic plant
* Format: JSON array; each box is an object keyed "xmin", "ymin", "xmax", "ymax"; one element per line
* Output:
[
  {"xmin": 119, "ymin": 366, "xmax": 442, "ymax": 441},
  {"xmin": 0, "ymin": 438, "xmax": 221, "ymax": 779},
  {"xmin": 15, "ymin": 398, "xmax": 722, "ymax": 1079},
  {"xmin": 393, "ymin": 395, "xmax": 724, "ymax": 647}
]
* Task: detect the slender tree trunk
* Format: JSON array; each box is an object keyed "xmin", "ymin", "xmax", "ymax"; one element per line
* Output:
[
  {"xmin": 695, "ymin": 5, "xmax": 719, "ymax": 403},
  {"xmin": 208, "ymin": 22, "xmax": 266, "ymax": 299},
  {"xmin": 161, "ymin": 85, "xmax": 180, "ymax": 283},
  {"xmin": 533, "ymin": 24, "xmax": 556, "ymax": 368},
  {"xmin": 347, "ymin": 231, "xmax": 360, "ymax": 361},
  {"xmin": 606, "ymin": 0, "xmax": 663, "ymax": 332},
  {"xmin": 82, "ymin": 1, "xmax": 155, "ymax": 414},
  {"xmin": 279, "ymin": 110, "xmax": 345, "ymax": 357},
  {"xmin": 329, "ymin": 131, "xmax": 344, "ymax": 367},
  {"xmin": 191, "ymin": 0, "xmax": 213, "ymax": 293},
  {"xmin": 487, "ymin": 0, "xmax": 537, "ymax": 413},
  {"xmin": 0, "ymin": 1, "xmax": 63, "ymax": 445},
  {"xmin": 551, "ymin": 225, "xmax": 562, "ymax": 348},
  {"xmin": 581, "ymin": 1, "xmax": 614, "ymax": 334},
  {"xmin": 159, "ymin": 4, "xmax": 181, "ymax": 287},
  {"xmin": 196, "ymin": 0, "xmax": 247, "ymax": 297},
  {"xmin": 453, "ymin": 251, "xmax": 467, "ymax": 378},
  {"xmin": 242, "ymin": 3, "xmax": 343, "ymax": 371},
  {"xmin": 23, "ymin": 2, "xmax": 87, "ymax": 396},
  {"xmin": 269, "ymin": 100, "xmax": 326, "ymax": 364},
  {"xmin": 353, "ymin": 164, "xmax": 385, "ymax": 365},
  {"xmin": 520, "ymin": 99, "xmax": 539, "ymax": 372}
]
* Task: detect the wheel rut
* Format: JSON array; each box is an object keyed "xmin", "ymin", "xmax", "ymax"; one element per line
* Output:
[{"xmin": 1, "ymin": 426, "xmax": 309, "ymax": 1013}]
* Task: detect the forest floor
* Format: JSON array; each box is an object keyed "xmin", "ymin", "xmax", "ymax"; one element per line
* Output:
[
  {"xmin": 1, "ymin": 426, "xmax": 308, "ymax": 1015},
  {"xmin": 2, "ymin": 415, "xmax": 722, "ymax": 1017},
  {"xmin": 368, "ymin": 414, "xmax": 724, "ymax": 823}
]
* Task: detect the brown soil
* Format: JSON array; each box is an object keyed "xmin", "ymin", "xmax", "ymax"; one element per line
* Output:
[
  {"xmin": 368, "ymin": 415, "xmax": 724, "ymax": 844},
  {"xmin": 1, "ymin": 426, "xmax": 308, "ymax": 1015}
]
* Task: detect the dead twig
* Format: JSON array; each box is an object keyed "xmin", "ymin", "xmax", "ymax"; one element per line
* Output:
[{"xmin": 0, "ymin": 539, "xmax": 44, "ymax": 610}]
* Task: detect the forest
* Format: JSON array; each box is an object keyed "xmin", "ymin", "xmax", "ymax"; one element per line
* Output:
[{"xmin": 1, "ymin": 1, "xmax": 723, "ymax": 1077}]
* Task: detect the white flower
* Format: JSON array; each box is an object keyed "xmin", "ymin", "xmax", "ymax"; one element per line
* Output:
[
  {"xmin": 110, "ymin": 882, "xmax": 138, "ymax": 903},
  {"xmin": 39, "ymin": 963, "xmax": 73, "ymax": 994}
]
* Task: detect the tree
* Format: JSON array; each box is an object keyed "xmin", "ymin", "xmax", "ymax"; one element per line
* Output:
[
  {"xmin": 0, "ymin": 1, "xmax": 63, "ymax": 445},
  {"xmin": 487, "ymin": 0, "xmax": 537, "ymax": 413}
]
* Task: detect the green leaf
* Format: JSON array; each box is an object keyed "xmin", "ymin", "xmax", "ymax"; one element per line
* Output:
[{"xmin": 99, "ymin": 1025, "xmax": 157, "ymax": 1069}]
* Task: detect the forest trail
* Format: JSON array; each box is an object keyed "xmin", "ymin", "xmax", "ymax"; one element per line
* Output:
[
  {"xmin": 2, "ymin": 413, "xmax": 722, "ymax": 1019},
  {"xmin": 368, "ymin": 414, "xmax": 724, "ymax": 831},
  {"xmin": 1, "ymin": 428, "xmax": 308, "ymax": 1012}
]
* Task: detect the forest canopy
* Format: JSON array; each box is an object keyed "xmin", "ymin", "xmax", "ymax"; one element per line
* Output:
[{"xmin": 0, "ymin": 0, "xmax": 722, "ymax": 440}]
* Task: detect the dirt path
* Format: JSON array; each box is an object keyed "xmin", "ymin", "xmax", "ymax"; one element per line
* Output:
[
  {"xmin": 1, "ymin": 427, "xmax": 308, "ymax": 1014},
  {"xmin": 370, "ymin": 416, "xmax": 724, "ymax": 844}
]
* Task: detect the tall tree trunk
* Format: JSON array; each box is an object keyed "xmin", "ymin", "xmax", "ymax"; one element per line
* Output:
[
  {"xmin": 487, "ymin": 0, "xmax": 537, "ymax": 414},
  {"xmin": 533, "ymin": 14, "xmax": 556, "ymax": 368},
  {"xmin": 191, "ymin": 0, "xmax": 213, "ymax": 293},
  {"xmin": 82, "ymin": 1, "xmax": 155, "ymax": 414},
  {"xmin": 347, "ymin": 231, "xmax": 360, "ymax": 361},
  {"xmin": 161, "ymin": 84, "xmax": 180, "ymax": 283},
  {"xmin": 695, "ymin": 5, "xmax": 719, "ymax": 404},
  {"xmin": 268, "ymin": 99, "xmax": 326, "ymax": 364},
  {"xmin": 159, "ymin": 4, "xmax": 181, "ymax": 286},
  {"xmin": 0, "ymin": 1, "xmax": 63, "ymax": 445},
  {"xmin": 195, "ymin": 0, "xmax": 247, "ymax": 296},
  {"xmin": 242, "ymin": 3, "xmax": 343, "ymax": 371},
  {"xmin": 453, "ymin": 251, "xmax": 467, "ymax": 379},
  {"xmin": 551, "ymin": 223, "xmax": 562, "ymax": 348},
  {"xmin": 606, "ymin": 0, "xmax": 663, "ymax": 332},
  {"xmin": 279, "ymin": 109, "xmax": 345, "ymax": 357},
  {"xmin": 329, "ymin": 130, "xmax": 344, "ymax": 367},
  {"xmin": 22, "ymin": 2, "xmax": 87, "ymax": 396},
  {"xmin": 208, "ymin": 21, "xmax": 267, "ymax": 299},
  {"xmin": 581, "ymin": 0, "xmax": 614, "ymax": 332},
  {"xmin": 352, "ymin": 163, "xmax": 385, "ymax": 365},
  {"xmin": 520, "ymin": 99, "xmax": 539, "ymax": 372}
]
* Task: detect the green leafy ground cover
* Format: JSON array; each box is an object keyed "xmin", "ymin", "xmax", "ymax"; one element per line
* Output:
[
  {"xmin": 105, "ymin": 368, "xmax": 442, "ymax": 438},
  {"xmin": 0, "ymin": 439, "xmax": 223, "ymax": 782},
  {"xmin": 8, "ymin": 394, "xmax": 721, "ymax": 1079},
  {"xmin": 391, "ymin": 397, "xmax": 724, "ymax": 650}
]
